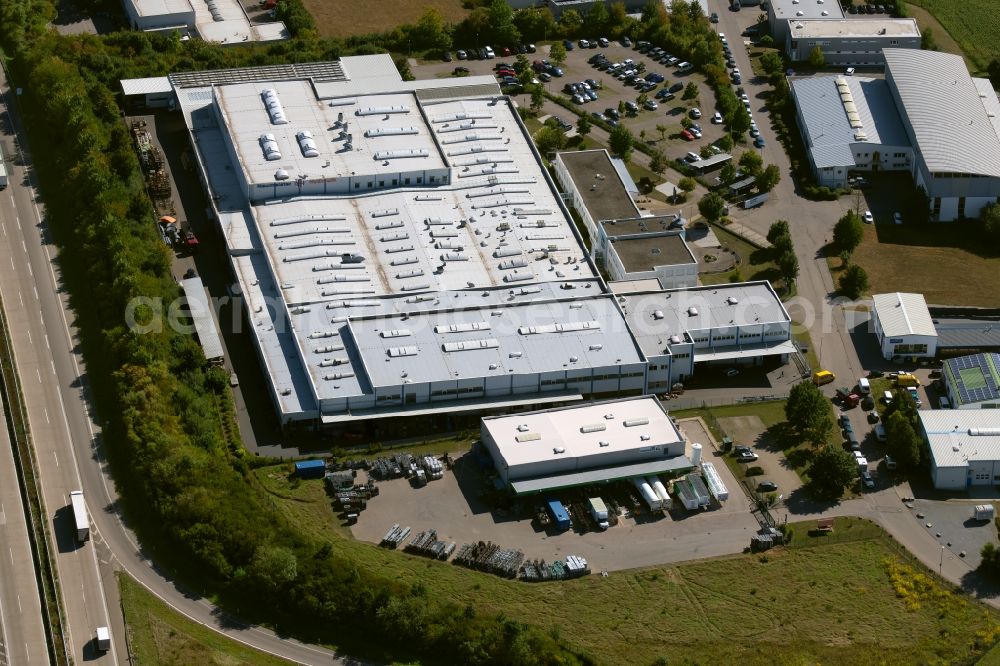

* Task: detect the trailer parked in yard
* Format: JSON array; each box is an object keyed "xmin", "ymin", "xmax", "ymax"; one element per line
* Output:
[
  {"xmin": 295, "ymin": 459, "xmax": 325, "ymax": 479},
  {"xmin": 632, "ymin": 478, "xmax": 662, "ymax": 511},
  {"xmin": 649, "ymin": 477, "xmax": 672, "ymax": 509},
  {"xmin": 547, "ymin": 499, "xmax": 571, "ymax": 530},
  {"xmin": 701, "ymin": 462, "xmax": 729, "ymax": 501},
  {"xmin": 588, "ymin": 497, "xmax": 610, "ymax": 529},
  {"xmin": 974, "ymin": 504, "xmax": 995, "ymax": 522}
]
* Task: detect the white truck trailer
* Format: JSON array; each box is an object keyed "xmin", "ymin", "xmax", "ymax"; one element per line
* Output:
[
  {"xmin": 632, "ymin": 477, "xmax": 662, "ymax": 511},
  {"xmin": 588, "ymin": 497, "xmax": 610, "ymax": 529},
  {"xmin": 69, "ymin": 490, "xmax": 89, "ymax": 542}
]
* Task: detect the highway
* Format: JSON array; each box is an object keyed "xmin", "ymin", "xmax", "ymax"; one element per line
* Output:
[
  {"xmin": 0, "ymin": 61, "xmax": 343, "ymax": 665},
  {"xmin": 0, "ymin": 399, "xmax": 49, "ymax": 665}
]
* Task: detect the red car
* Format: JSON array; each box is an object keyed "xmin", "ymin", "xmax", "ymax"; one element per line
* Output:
[
  {"xmin": 681, "ymin": 129, "xmax": 695, "ymax": 141},
  {"xmin": 496, "ymin": 68, "xmax": 516, "ymax": 77}
]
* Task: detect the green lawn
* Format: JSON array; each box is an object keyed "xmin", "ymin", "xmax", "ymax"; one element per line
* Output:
[
  {"xmin": 905, "ymin": 0, "xmax": 1000, "ymax": 70},
  {"xmin": 240, "ymin": 479, "xmax": 1000, "ymax": 666},
  {"xmin": 118, "ymin": 573, "xmax": 295, "ymax": 666},
  {"xmin": 700, "ymin": 225, "xmax": 780, "ymax": 287}
]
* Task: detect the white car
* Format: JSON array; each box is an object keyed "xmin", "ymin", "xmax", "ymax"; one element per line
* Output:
[
  {"xmin": 740, "ymin": 93, "xmax": 750, "ymax": 103},
  {"xmin": 749, "ymin": 126, "xmax": 759, "ymax": 137},
  {"xmin": 718, "ymin": 32, "xmax": 727, "ymax": 43},
  {"xmin": 643, "ymin": 100, "xmax": 658, "ymax": 110},
  {"xmin": 689, "ymin": 107, "xmax": 702, "ymax": 119},
  {"xmin": 893, "ymin": 211, "xmax": 903, "ymax": 225},
  {"xmin": 863, "ymin": 210, "xmax": 874, "ymax": 224},
  {"xmin": 846, "ymin": 67, "xmax": 856, "ymax": 75},
  {"xmin": 712, "ymin": 111, "xmax": 723, "ymax": 124},
  {"xmin": 689, "ymin": 127, "xmax": 702, "ymax": 138}
]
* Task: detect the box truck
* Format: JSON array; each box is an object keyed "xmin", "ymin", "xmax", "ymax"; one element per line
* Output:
[
  {"xmin": 0, "ymin": 150, "xmax": 8, "ymax": 189},
  {"xmin": 546, "ymin": 499, "xmax": 571, "ymax": 530},
  {"xmin": 588, "ymin": 497, "xmax": 609, "ymax": 530},
  {"xmin": 974, "ymin": 505, "xmax": 995, "ymax": 522},
  {"xmin": 95, "ymin": 626, "xmax": 111, "ymax": 652},
  {"xmin": 69, "ymin": 491, "xmax": 89, "ymax": 542}
]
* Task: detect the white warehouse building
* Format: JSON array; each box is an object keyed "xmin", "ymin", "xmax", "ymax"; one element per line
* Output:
[
  {"xmin": 921, "ymin": 410, "xmax": 1000, "ymax": 491},
  {"xmin": 784, "ymin": 18, "xmax": 920, "ymax": 66},
  {"xmin": 871, "ymin": 292, "xmax": 937, "ymax": 361},
  {"xmin": 122, "ymin": 56, "xmax": 650, "ymax": 427},
  {"xmin": 481, "ymin": 396, "xmax": 691, "ymax": 494}
]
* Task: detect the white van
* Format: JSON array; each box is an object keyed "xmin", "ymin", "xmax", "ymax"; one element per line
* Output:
[{"xmin": 858, "ymin": 377, "xmax": 871, "ymax": 394}]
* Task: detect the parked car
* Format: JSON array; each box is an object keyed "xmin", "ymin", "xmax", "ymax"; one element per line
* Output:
[
  {"xmin": 893, "ymin": 211, "xmax": 903, "ymax": 224},
  {"xmin": 754, "ymin": 136, "xmax": 766, "ymax": 148},
  {"xmin": 884, "ymin": 455, "xmax": 897, "ymax": 470},
  {"xmin": 552, "ymin": 116, "xmax": 573, "ymax": 131},
  {"xmin": 712, "ymin": 111, "xmax": 723, "ymax": 124},
  {"xmin": 861, "ymin": 470, "xmax": 876, "ymax": 489},
  {"xmin": 710, "ymin": 11, "xmax": 719, "ymax": 22},
  {"xmin": 689, "ymin": 127, "xmax": 702, "ymax": 138},
  {"xmin": 681, "ymin": 129, "xmax": 695, "ymax": 141},
  {"xmin": 757, "ymin": 481, "xmax": 778, "ymax": 492},
  {"xmin": 456, "ymin": 49, "xmax": 467, "ymax": 60},
  {"xmin": 598, "ymin": 37, "xmax": 609, "ymax": 47},
  {"xmin": 689, "ymin": 107, "xmax": 702, "ymax": 119},
  {"xmin": 442, "ymin": 51, "xmax": 453, "ymax": 62},
  {"xmin": 563, "ymin": 39, "xmax": 574, "ymax": 50},
  {"xmin": 875, "ymin": 423, "xmax": 886, "ymax": 441},
  {"xmin": 738, "ymin": 451, "xmax": 759, "ymax": 462},
  {"xmin": 620, "ymin": 37, "xmax": 631, "ymax": 47},
  {"xmin": 863, "ymin": 210, "xmax": 874, "ymax": 224},
  {"xmin": 643, "ymin": 99, "xmax": 658, "ymax": 110}
]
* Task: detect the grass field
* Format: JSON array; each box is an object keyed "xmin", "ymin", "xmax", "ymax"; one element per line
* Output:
[
  {"xmin": 241, "ymin": 477, "xmax": 1000, "ymax": 665},
  {"xmin": 701, "ymin": 225, "xmax": 780, "ymax": 287},
  {"xmin": 850, "ymin": 223, "xmax": 1000, "ymax": 306},
  {"xmin": 119, "ymin": 573, "xmax": 295, "ymax": 666},
  {"xmin": 301, "ymin": 0, "xmax": 468, "ymax": 39},
  {"xmin": 905, "ymin": 0, "xmax": 1000, "ymax": 70}
]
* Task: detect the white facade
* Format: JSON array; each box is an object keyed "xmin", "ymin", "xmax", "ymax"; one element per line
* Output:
[
  {"xmin": 603, "ymin": 231, "xmax": 698, "ymax": 289},
  {"xmin": 481, "ymin": 396, "xmax": 685, "ymax": 484},
  {"xmin": 871, "ymin": 292, "xmax": 938, "ymax": 360},
  {"xmin": 920, "ymin": 410, "xmax": 1000, "ymax": 490},
  {"xmin": 122, "ymin": 0, "xmax": 288, "ymax": 42},
  {"xmin": 785, "ymin": 19, "xmax": 920, "ymax": 66}
]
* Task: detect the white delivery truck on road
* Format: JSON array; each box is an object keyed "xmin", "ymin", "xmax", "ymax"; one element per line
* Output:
[
  {"xmin": 95, "ymin": 626, "xmax": 111, "ymax": 652},
  {"xmin": 69, "ymin": 490, "xmax": 89, "ymax": 542},
  {"xmin": 0, "ymin": 149, "xmax": 8, "ymax": 189}
]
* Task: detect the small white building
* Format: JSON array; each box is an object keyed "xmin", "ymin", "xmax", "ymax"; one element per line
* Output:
[
  {"xmin": 785, "ymin": 19, "xmax": 920, "ymax": 66},
  {"xmin": 871, "ymin": 292, "xmax": 938, "ymax": 360},
  {"xmin": 942, "ymin": 353, "xmax": 1000, "ymax": 409},
  {"xmin": 920, "ymin": 410, "xmax": 1000, "ymax": 491},
  {"xmin": 481, "ymin": 396, "xmax": 691, "ymax": 493}
]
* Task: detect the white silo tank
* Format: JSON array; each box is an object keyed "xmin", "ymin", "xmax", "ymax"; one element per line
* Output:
[{"xmin": 691, "ymin": 442, "xmax": 703, "ymax": 466}]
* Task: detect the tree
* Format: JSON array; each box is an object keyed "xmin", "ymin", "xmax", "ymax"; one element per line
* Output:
[
  {"xmin": 683, "ymin": 82, "xmax": 699, "ymax": 100},
  {"xmin": 808, "ymin": 445, "xmax": 858, "ymax": 499},
  {"xmin": 777, "ymin": 249, "xmax": 799, "ymax": 291},
  {"xmin": 838, "ymin": 264, "xmax": 869, "ymax": 299},
  {"xmin": 807, "ymin": 45, "xmax": 825, "ymax": 69},
  {"xmin": 739, "ymin": 150, "xmax": 763, "ymax": 176},
  {"xmin": 655, "ymin": 124, "xmax": 668, "ymax": 142},
  {"xmin": 767, "ymin": 220, "xmax": 790, "ymax": 245},
  {"xmin": 618, "ymin": 100, "xmax": 626, "ymax": 116},
  {"xmin": 487, "ymin": 0, "xmax": 520, "ymax": 45},
  {"xmin": 557, "ymin": 8, "xmax": 582, "ymax": 36},
  {"xmin": 412, "ymin": 8, "xmax": 452, "ymax": 50},
  {"xmin": 760, "ymin": 51, "xmax": 783, "ymax": 77},
  {"xmin": 608, "ymin": 124, "xmax": 634, "ymax": 161},
  {"xmin": 717, "ymin": 134, "xmax": 734, "ymax": 152},
  {"xmin": 833, "ymin": 211, "xmax": 864, "ymax": 253},
  {"xmin": 922, "ymin": 26, "xmax": 938, "ymax": 51},
  {"xmin": 549, "ymin": 40, "xmax": 568, "ymax": 67},
  {"xmin": 678, "ymin": 177, "xmax": 697, "ymax": 195},
  {"xmin": 785, "ymin": 380, "xmax": 832, "ymax": 443},
  {"xmin": 649, "ymin": 149, "xmax": 667, "ymax": 176},
  {"xmin": 730, "ymin": 105, "xmax": 751, "ymax": 137},
  {"xmin": 530, "ymin": 84, "xmax": 544, "ymax": 112},
  {"xmin": 760, "ymin": 34, "xmax": 775, "ymax": 48},
  {"xmin": 576, "ymin": 112, "xmax": 591, "ymax": 137},
  {"xmin": 884, "ymin": 411, "xmax": 922, "ymax": 469},
  {"xmin": 989, "ymin": 59, "xmax": 1000, "ymax": 92},
  {"xmin": 757, "ymin": 164, "xmax": 781, "ymax": 193},
  {"xmin": 250, "ymin": 544, "xmax": 298, "ymax": 590},
  {"xmin": 534, "ymin": 125, "xmax": 566, "ymax": 154},
  {"xmin": 979, "ymin": 202, "xmax": 1000, "ymax": 250},
  {"xmin": 698, "ymin": 192, "xmax": 726, "ymax": 222},
  {"xmin": 583, "ymin": 1, "xmax": 609, "ymax": 34},
  {"xmin": 637, "ymin": 92, "xmax": 649, "ymax": 108},
  {"xmin": 719, "ymin": 163, "xmax": 737, "ymax": 184}
]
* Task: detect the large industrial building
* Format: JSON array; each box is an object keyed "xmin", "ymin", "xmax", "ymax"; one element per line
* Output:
[
  {"xmin": 870, "ymin": 292, "xmax": 937, "ymax": 361},
  {"xmin": 481, "ymin": 396, "xmax": 692, "ymax": 493},
  {"xmin": 121, "ymin": 0, "xmax": 288, "ymax": 42},
  {"xmin": 942, "ymin": 353, "xmax": 1000, "ymax": 410},
  {"xmin": 618, "ymin": 281, "xmax": 794, "ymax": 392},
  {"xmin": 792, "ymin": 49, "xmax": 1000, "ymax": 220},
  {"xmin": 921, "ymin": 410, "xmax": 1000, "ymax": 490},
  {"xmin": 121, "ymin": 56, "xmax": 656, "ymax": 426}
]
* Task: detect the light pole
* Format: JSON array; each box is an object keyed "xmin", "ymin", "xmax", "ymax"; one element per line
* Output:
[{"xmin": 939, "ymin": 545, "xmax": 945, "ymax": 576}]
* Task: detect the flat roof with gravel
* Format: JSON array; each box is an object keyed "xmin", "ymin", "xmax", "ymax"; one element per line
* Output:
[{"xmin": 559, "ymin": 150, "xmax": 640, "ymax": 222}]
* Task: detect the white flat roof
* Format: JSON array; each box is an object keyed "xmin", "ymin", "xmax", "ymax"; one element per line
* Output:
[
  {"xmin": 215, "ymin": 82, "xmax": 446, "ymax": 188},
  {"xmin": 872, "ymin": 292, "xmax": 936, "ymax": 338},
  {"xmin": 920, "ymin": 410, "xmax": 1000, "ymax": 468},
  {"xmin": 175, "ymin": 58, "xmax": 612, "ymax": 419},
  {"xmin": 788, "ymin": 18, "xmax": 919, "ymax": 38},
  {"xmin": 619, "ymin": 282, "xmax": 790, "ymax": 357},
  {"xmin": 131, "ymin": 0, "xmax": 191, "ymax": 16},
  {"xmin": 772, "ymin": 0, "xmax": 844, "ymax": 21},
  {"xmin": 482, "ymin": 396, "xmax": 683, "ymax": 468}
]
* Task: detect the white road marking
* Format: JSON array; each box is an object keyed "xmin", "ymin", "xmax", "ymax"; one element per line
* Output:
[
  {"xmin": 34, "ymin": 368, "xmax": 40, "ymax": 383},
  {"xmin": 7, "ymin": 550, "xmax": 11, "ymax": 567},
  {"xmin": 15, "ymin": 597, "xmax": 19, "ymax": 615},
  {"xmin": 44, "ymin": 334, "xmax": 49, "ymax": 350},
  {"xmin": 44, "ymin": 408, "xmax": 49, "ymax": 424},
  {"xmin": 31, "ymin": 286, "xmax": 36, "ymax": 300},
  {"xmin": 19, "ymin": 240, "xmax": 25, "ymax": 253},
  {"xmin": 52, "ymin": 451, "xmax": 58, "ymax": 468}
]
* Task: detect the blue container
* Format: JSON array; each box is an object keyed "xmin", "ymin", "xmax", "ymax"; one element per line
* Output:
[
  {"xmin": 295, "ymin": 459, "xmax": 326, "ymax": 479},
  {"xmin": 546, "ymin": 499, "xmax": 571, "ymax": 530}
]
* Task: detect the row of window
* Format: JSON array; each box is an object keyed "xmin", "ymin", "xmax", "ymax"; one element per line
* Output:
[
  {"xmin": 354, "ymin": 175, "xmax": 438, "ymax": 190},
  {"xmin": 430, "ymin": 386, "xmax": 484, "ymax": 397}
]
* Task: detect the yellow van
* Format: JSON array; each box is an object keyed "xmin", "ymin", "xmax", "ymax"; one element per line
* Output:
[
  {"xmin": 812, "ymin": 370, "xmax": 835, "ymax": 386},
  {"xmin": 896, "ymin": 373, "xmax": 921, "ymax": 388}
]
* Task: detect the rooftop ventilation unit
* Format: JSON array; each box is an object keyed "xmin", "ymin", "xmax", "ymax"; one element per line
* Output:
[
  {"xmin": 589, "ymin": 343, "xmax": 603, "ymax": 351},
  {"xmin": 498, "ymin": 258, "xmax": 528, "ymax": 270},
  {"xmin": 296, "ymin": 130, "xmax": 319, "ymax": 158},
  {"xmin": 259, "ymin": 134, "xmax": 282, "ymax": 161},
  {"xmin": 441, "ymin": 339, "xmax": 499, "ymax": 352},
  {"xmin": 516, "ymin": 432, "xmax": 541, "ymax": 442},
  {"xmin": 373, "ymin": 149, "xmax": 430, "ymax": 160},
  {"xmin": 970, "ymin": 428, "xmax": 1000, "ymax": 436},
  {"xmin": 688, "ymin": 307, "xmax": 699, "ymax": 316},
  {"xmin": 727, "ymin": 296, "xmax": 739, "ymax": 305},
  {"xmin": 604, "ymin": 413, "xmax": 615, "ymax": 420},
  {"xmin": 517, "ymin": 424, "xmax": 529, "ymax": 432},
  {"xmin": 387, "ymin": 346, "xmax": 418, "ymax": 357},
  {"xmin": 206, "ymin": 0, "xmax": 223, "ymax": 21},
  {"xmin": 599, "ymin": 441, "xmax": 610, "ymax": 447},
  {"xmin": 581, "ymin": 424, "xmax": 607, "ymax": 433},
  {"xmin": 356, "ymin": 105, "xmax": 410, "ymax": 116},
  {"xmin": 435, "ymin": 322, "xmax": 491, "ymax": 334},
  {"xmin": 653, "ymin": 310, "xmax": 665, "ymax": 320},
  {"xmin": 364, "ymin": 127, "xmax": 419, "ymax": 137},
  {"xmin": 669, "ymin": 335, "xmax": 682, "ymax": 344},
  {"xmin": 509, "ymin": 351, "xmax": 523, "ymax": 358},
  {"xmin": 261, "ymin": 89, "xmax": 288, "ymax": 125},
  {"xmin": 518, "ymin": 321, "xmax": 600, "ymax": 335},
  {"xmin": 274, "ymin": 168, "xmax": 289, "ymax": 180},
  {"xmin": 624, "ymin": 417, "xmax": 650, "ymax": 427},
  {"xmin": 552, "ymin": 447, "xmax": 566, "ymax": 454}
]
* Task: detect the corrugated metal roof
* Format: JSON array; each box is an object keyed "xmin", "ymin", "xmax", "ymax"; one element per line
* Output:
[
  {"xmin": 792, "ymin": 76, "xmax": 910, "ymax": 169},
  {"xmin": 510, "ymin": 456, "xmax": 693, "ymax": 494},
  {"xmin": 610, "ymin": 157, "xmax": 639, "ymax": 194},
  {"xmin": 920, "ymin": 409, "xmax": 1000, "ymax": 468},
  {"xmin": 182, "ymin": 277, "xmax": 225, "ymax": 362},
  {"xmin": 872, "ymin": 292, "xmax": 936, "ymax": 338},
  {"xmin": 884, "ymin": 48, "xmax": 1000, "ymax": 177},
  {"xmin": 168, "ymin": 60, "xmax": 346, "ymax": 89},
  {"xmin": 935, "ymin": 318, "xmax": 1000, "ymax": 350},
  {"xmin": 121, "ymin": 76, "xmax": 173, "ymax": 96}
]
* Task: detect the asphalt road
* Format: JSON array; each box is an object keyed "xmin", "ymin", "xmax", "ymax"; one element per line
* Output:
[{"xmin": 0, "ymin": 401, "xmax": 49, "ymax": 665}]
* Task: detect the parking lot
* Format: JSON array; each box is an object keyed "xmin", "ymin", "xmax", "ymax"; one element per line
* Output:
[
  {"xmin": 909, "ymin": 499, "xmax": 997, "ymax": 570},
  {"xmin": 352, "ymin": 427, "xmax": 758, "ymax": 572},
  {"xmin": 409, "ymin": 41, "xmax": 728, "ymax": 165}
]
